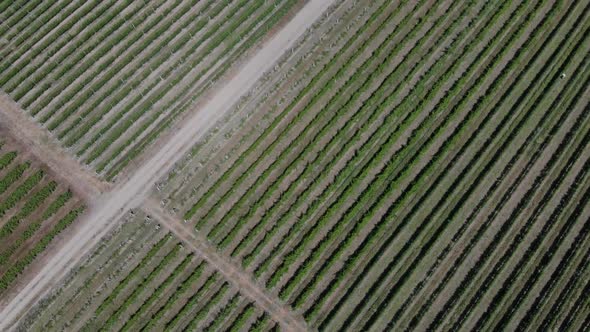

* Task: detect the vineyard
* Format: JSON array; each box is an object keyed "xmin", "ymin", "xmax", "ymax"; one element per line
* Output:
[
  {"xmin": 0, "ymin": 131, "xmax": 84, "ymax": 297},
  {"xmin": 0, "ymin": 0, "xmax": 301, "ymax": 180},
  {"xmin": 160, "ymin": 0, "xmax": 590, "ymax": 330},
  {"xmin": 18, "ymin": 210, "xmax": 278, "ymax": 331},
  {"xmin": 1, "ymin": 0, "xmax": 589, "ymax": 330}
]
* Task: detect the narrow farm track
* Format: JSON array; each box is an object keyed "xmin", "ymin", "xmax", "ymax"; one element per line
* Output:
[
  {"xmin": 0, "ymin": 1, "xmax": 335, "ymax": 329},
  {"xmin": 143, "ymin": 200, "xmax": 309, "ymax": 331}
]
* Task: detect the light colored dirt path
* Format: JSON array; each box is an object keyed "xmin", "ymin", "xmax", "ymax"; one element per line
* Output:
[
  {"xmin": 0, "ymin": 0, "xmax": 335, "ymax": 329},
  {"xmin": 143, "ymin": 199, "xmax": 309, "ymax": 331},
  {"xmin": 0, "ymin": 93, "xmax": 111, "ymax": 201}
]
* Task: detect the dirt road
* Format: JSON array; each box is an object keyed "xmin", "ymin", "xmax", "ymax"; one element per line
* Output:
[{"xmin": 0, "ymin": 0, "xmax": 336, "ymax": 329}]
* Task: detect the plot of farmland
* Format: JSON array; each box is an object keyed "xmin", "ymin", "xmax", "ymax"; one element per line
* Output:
[
  {"xmin": 0, "ymin": 0, "xmax": 300, "ymax": 180},
  {"xmin": 0, "ymin": 129, "xmax": 84, "ymax": 297},
  {"xmin": 1, "ymin": 0, "xmax": 589, "ymax": 331},
  {"xmin": 160, "ymin": 0, "xmax": 590, "ymax": 330}
]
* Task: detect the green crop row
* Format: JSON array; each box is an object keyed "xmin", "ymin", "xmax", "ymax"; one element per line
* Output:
[
  {"xmin": 165, "ymin": 274, "xmax": 219, "ymax": 330},
  {"xmin": 48, "ymin": 0, "xmax": 189, "ymax": 140},
  {"xmin": 40, "ymin": 222, "xmax": 136, "ymax": 328},
  {"xmin": 397, "ymin": 40, "xmax": 590, "ymax": 332},
  {"xmin": 316, "ymin": 0, "xmax": 556, "ymax": 324},
  {"xmin": 182, "ymin": 0, "xmax": 400, "ymax": 222},
  {"xmin": 44, "ymin": 222, "xmax": 148, "ymax": 330},
  {"xmin": 0, "ymin": 1, "xmax": 64, "ymax": 58},
  {"xmin": 0, "ymin": 189, "xmax": 73, "ymax": 266},
  {"xmin": 18, "ymin": 0, "xmax": 141, "ymax": 114},
  {"xmin": 0, "ymin": 0, "xmax": 45, "ymax": 50},
  {"xmin": 97, "ymin": 0, "xmax": 301, "ymax": 177},
  {"xmin": 224, "ymin": 0, "xmax": 444, "ymax": 244},
  {"xmin": 25, "ymin": 0, "xmax": 139, "ymax": 115},
  {"xmin": 68, "ymin": 1, "xmax": 219, "ymax": 150},
  {"xmin": 537, "ymin": 244, "xmax": 590, "ymax": 330},
  {"xmin": 557, "ymin": 278, "xmax": 590, "ymax": 331},
  {"xmin": 327, "ymin": 3, "xmax": 574, "ymax": 329},
  {"xmin": 271, "ymin": 0, "xmax": 478, "ymax": 295},
  {"xmin": 0, "ymin": 1, "xmax": 98, "ymax": 87},
  {"xmin": 0, "ymin": 162, "xmax": 29, "ymax": 195},
  {"xmin": 201, "ymin": 294, "xmax": 240, "ymax": 331},
  {"xmin": 141, "ymin": 262, "xmax": 206, "ymax": 331},
  {"xmin": 76, "ymin": 0, "xmax": 242, "ymax": 158},
  {"xmin": 434, "ymin": 37, "xmax": 588, "ymax": 332},
  {"xmin": 104, "ymin": 0, "xmax": 301, "ymax": 180},
  {"xmin": 44, "ymin": 1, "xmax": 167, "ymax": 131},
  {"xmin": 0, "ymin": 181, "xmax": 56, "ymax": 239},
  {"xmin": 41, "ymin": 189, "xmax": 73, "ymax": 220},
  {"xmin": 184, "ymin": 283, "xmax": 230, "ymax": 331},
  {"xmin": 155, "ymin": 0, "xmax": 356, "ymax": 190},
  {"xmin": 0, "ymin": 206, "xmax": 84, "ymax": 293},
  {"xmin": 7, "ymin": 0, "xmax": 123, "ymax": 98},
  {"xmin": 10, "ymin": 0, "xmax": 141, "ymax": 100},
  {"xmin": 16, "ymin": 0, "xmax": 111, "ymax": 111},
  {"xmin": 58, "ymin": 0, "xmax": 193, "ymax": 142},
  {"xmin": 72, "ymin": 227, "xmax": 165, "ymax": 330},
  {"xmin": 314, "ymin": 3, "xmax": 536, "ymax": 328},
  {"xmin": 0, "ymin": 151, "xmax": 16, "ymax": 170},
  {"xmin": 418, "ymin": 3, "xmax": 588, "ymax": 328},
  {"xmin": 228, "ymin": 304, "xmax": 257, "ymax": 332},
  {"xmin": 402, "ymin": 0, "xmax": 568, "ymax": 322},
  {"xmin": 249, "ymin": 0, "xmax": 484, "ymax": 278},
  {"xmin": 100, "ymin": 245, "xmax": 182, "ymax": 331},
  {"xmin": 121, "ymin": 254, "xmax": 193, "ymax": 332},
  {"xmin": 515, "ymin": 212, "xmax": 590, "ymax": 331},
  {"xmin": 95, "ymin": 233, "xmax": 171, "ymax": 315},
  {"xmin": 366, "ymin": 6, "xmax": 589, "ymax": 330},
  {"xmin": 468, "ymin": 87, "xmax": 590, "ymax": 330},
  {"xmin": 67, "ymin": 0, "xmax": 225, "ymax": 153},
  {"xmin": 91, "ymin": 0, "xmax": 287, "ymax": 172},
  {"xmin": 264, "ymin": 0, "xmax": 480, "ymax": 292},
  {"xmin": 250, "ymin": 313, "xmax": 272, "ymax": 332},
  {"xmin": 446, "ymin": 45, "xmax": 590, "ymax": 332},
  {"xmin": 0, "ymin": 0, "xmax": 42, "ymax": 38},
  {"xmin": 31, "ymin": 0, "xmax": 149, "ymax": 123},
  {"xmin": 209, "ymin": 0, "xmax": 431, "ymax": 246},
  {"xmin": 206, "ymin": 5, "xmax": 416, "ymax": 239},
  {"xmin": 0, "ymin": 170, "xmax": 44, "ymax": 217},
  {"xmin": 237, "ymin": 0, "xmax": 453, "ymax": 265},
  {"xmin": 486, "ymin": 159, "xmax": 590, "ymax": 331}
]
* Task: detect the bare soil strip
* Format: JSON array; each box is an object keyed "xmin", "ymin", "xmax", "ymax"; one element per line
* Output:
[
  {"xmin": 0, "ymin": 0, "xmax": 334, "ymax": 329},
  {"xmin": 0, "ymin": 93, "xmax": 110, "ymax": 201}
]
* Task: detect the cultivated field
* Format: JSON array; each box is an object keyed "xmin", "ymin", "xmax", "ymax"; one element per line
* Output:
[
  {"xmin": 0, "ymin": 0, "xmax": 301, "ymax": 180},
  {"xmin": 160, "ymin": 0, "xmax": 590, "ymax": 330},
  {"xmin": 0, "ymin": 130, "xmax": 84, "ymax": 299},
  {"xmin": 17, "ymin": 211, "xmax": 279, "ymax": 332},
  {"xmin": 1, "ymin": 0, "xmax": 589, "ymax": 331}
]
